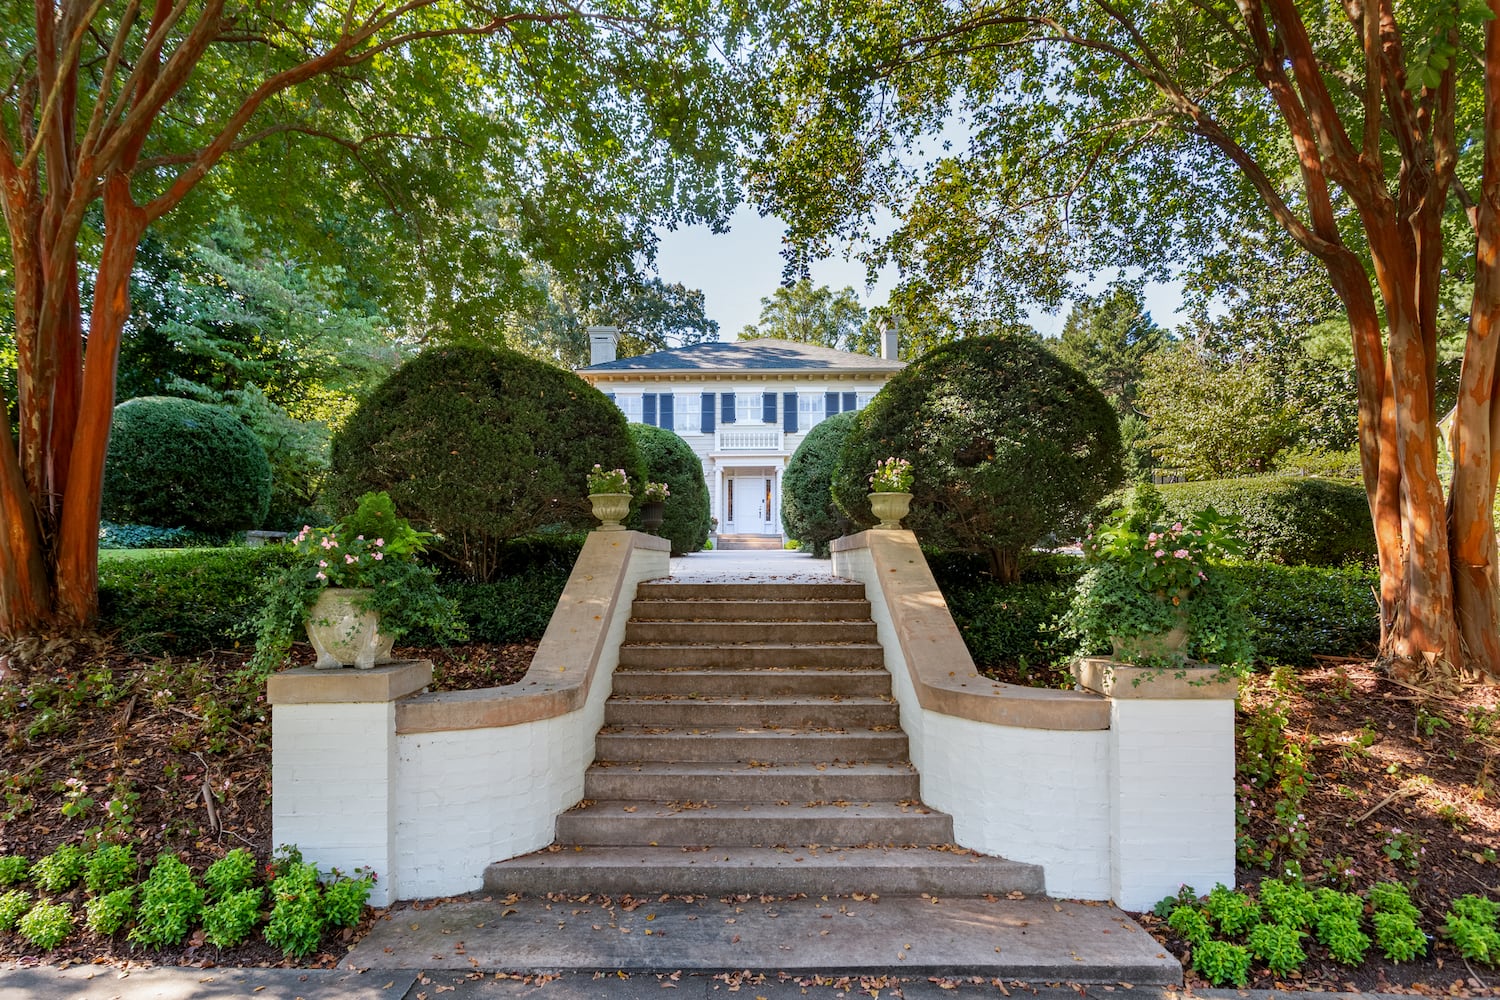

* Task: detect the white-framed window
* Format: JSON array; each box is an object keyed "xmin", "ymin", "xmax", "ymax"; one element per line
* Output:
[
  {"xmin": 616, "ymin": 394, "xmax": 642, "ymax": 424},
  {"xmin": 857, "ymin": 392, "xmax": 876, "ymax": 410},
  {"xmin": 735, "ymin": 392, "xmax": 768, "ymax": 424},
  {"xmin": 799, "ymin": 393, "xmax": 825, "ymax": 428},
  {"xmin": 675, "ymin": 393, "xmax": 701, "ymax": 434}
]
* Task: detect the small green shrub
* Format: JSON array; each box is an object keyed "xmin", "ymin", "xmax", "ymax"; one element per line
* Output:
[
  {"xmin": 1247, "ymin": 922, "xmax": 1306, "ymax": 976},
  {"xmin": 0, "ymin": 890, "xmax": 31, "ymax": 930},
  {"xmin": 103, "ymin": 396, "xmax": 272, "ymax": 534},
  {"xmin": 202, "ymin": 887, "xmax": 263, "ymax": 948},
  {"xmin": 1443, "ymin": 895, "xmax": 1500, "ymax": 966},
  {"xmin": 1152, "ymin": 477, "xmax": 1374, "ymax": 566},
  {"xmin": 1372, "ymin": 910, "xmax": 1427, "ymax": 962},
  {"xmin": 1368, "ymin": 881, "xmax": 1423, "ymax": 921},
  {"xmin": 1168, "ymin": 905, "xmax": 1212, "ymax": 947},
  {"xmin": 627, "ymin": 424, "xmax": 711, "ymax": 556},
  {"xmin": 1317, "ymin": 913, "xmax": 1371, "ymax": 966},
  {"xmin": 85, "ymin": 887, "xmax": 136, "ymax": 936},
  {"xmin": 781, "ymin": 412, "xmax": 859, "ymax": 557},
  {"xmin": 1313, "ymin": 887, "xmax": 1365, "ymax": 922},
  {"xmin": 1258, "ymin": 878, "xmax": 1316, "ymax": 929},
  {"xmin": 321, "ymin": 871, "xmax": 373, "ymax": 928},
  {"xmin": 202, "ymin": 848, "xmax": 257, "ymax": 900},
  {"xmin": 1192, "ymin": 939, "xmax": 1251, "ymax": 987},
  {"xmin": 85, "ymin": 844, "xmax": 138, "ymax": 895},
  {"xmin": 32, "ymin": 844, "xmax": 87, "ymax": 893},
  {"xmin": 263, "ymin": 862, "xmax": 324, "ymax": 958},
  {"xmin": 0, "ymin": 855, "xmax": 28, "ymax": 886},
  {"xmin": 98, "ymin": 547, "xmax": 294, "ymax": 656},
  {"xmin": 18, "ymin": 900, "xmax": 73, "ymax": 949},
  {"xmin": 129, "ymin": 855, "xmax": 204, "ymax": 949},
  {"xmin": 1204, "ymin": 884, "xmax": 1262, "ymax": 937}
]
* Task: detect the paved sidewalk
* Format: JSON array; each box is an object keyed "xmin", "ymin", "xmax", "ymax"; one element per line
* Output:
[
  {"xmin": 0, "ymin": 966, "xmax": 1449, "ymax": 1000},
  {"xmin": 668, "ymin": 549, "xmax": 834, "ymax": 577}
]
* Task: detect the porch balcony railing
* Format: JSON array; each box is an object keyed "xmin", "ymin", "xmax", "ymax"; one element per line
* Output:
[{"xmin": 716, "ymin": 428, "xmax": 784, "ymax": 452}]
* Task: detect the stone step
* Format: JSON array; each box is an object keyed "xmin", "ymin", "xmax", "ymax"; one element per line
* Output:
[
  {"xmin": 629, "ymin": 598, "xmax": 872, "ymax": 622},
  {"xmin": 483, "ymin": 844, "xmax": 1045, "ymax": 897},
  {"xmin": 637, "ymin": 581, "xmax": 866, "ymax": 601},
  {"xmin": 555, "ymin": 801, "xmax": 954, "ymax": 847},
  {"xmin": 617, "ymin": 643, "xmax": 884, "ymax": 670},
  {"xmin": 609, "ymin": 668, "xmax": 891, "ymax": 698},
  {"xmin": 624, "ymin": 619, "xmax": 878, "ymax": 644},
  {"xmin": 595, "ymin": 727, "xmax": 909, "ymax": 763},
  {"xmin": 583, "ymin": 761, "xmax": 920, "ymax": 802},
  {"xmin": 604, "ymin": 695, "xmax": 898, "ymax": 729}
]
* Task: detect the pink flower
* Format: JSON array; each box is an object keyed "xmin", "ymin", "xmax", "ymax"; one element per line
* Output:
[
  {"xmin": 321, "ymin": 537, "xmax": 336, "ymax": 549},
  {"xmin": 374, "ymin": 538, "xmax": 384, "ymax": 547},
  {"xmin": 345, "ymin": 554, "xmax": 357, "ymax": 564},
  {"xmin": 315, "ymin": 571, "xmax": 326, "ymax": 580},
  {"xmin": 373, "ymin": 551, "xmax": 384, "ymax": 560},
  {"xmin": 357, "ymin": 535, "xmax": 365, "ymax": 541},
  {"xmin": 318, "ymin": 560, "xmax": 328, "ymax": 568},
  {"xmin": 1173, "ymin": 549, "xmax": 1189, "ymax": 559},
  {"xmin": 1147, "ymin": 532, "xmax": 1160, "ymax": 543},
  {"xmin": 1172, "ymin": 522, "xmax": 1184, "ymax": 532},
  {"xmin": 1154, "ymin": 549, "xmax": 1165, "ymax": 558}
]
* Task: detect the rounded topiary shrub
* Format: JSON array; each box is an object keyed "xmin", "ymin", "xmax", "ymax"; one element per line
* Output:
[
  {"xmin": 627, "ymin": 424, "xmax": 710, "ymax": 555},
  {"xmin": 327, "ymin": 345, "xmax": 643, "ymax": 581},
  {"xmin": 832, "ymin": 335, "xmax": 1123, "ymax": 581},
  {"xmin": 1153, "ymin": 476, "xmax": 1375, "ymax": 566},
  {"xmin": 782, "ymin": 411, "xmax": 859, "ymax": 558},
  {"xmin": 103, "ymin": 397, "xmax": 272, "ymax": 535}
]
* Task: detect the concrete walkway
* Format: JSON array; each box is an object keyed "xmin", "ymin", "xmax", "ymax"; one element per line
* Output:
[
  {"xmin": 0, "ymin": 965, "xmax": 1436, "ymax": 1000},
  {"xmin": 669, "ymin": 549, "xmax": 834, "ymax": 577}
]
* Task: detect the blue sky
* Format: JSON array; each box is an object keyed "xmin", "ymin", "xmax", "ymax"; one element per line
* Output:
[{"xmin": 654, "ymin": 207, "xmax": 1190, "ymax": 342}]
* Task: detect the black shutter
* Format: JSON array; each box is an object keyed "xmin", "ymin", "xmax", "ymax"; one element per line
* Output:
[
  {"xmin": 721, "ymin": 392, "xmax": 736, "ymax": 424},
  {"xmin": 842, "ymin": 391, "xmax": 857, "ymax": 413},
  {"xmin": 606, "ymin": 393, "xmax": 615, "ymax": 402},
  {"xmin": 762, "ymin": 392, "xmax": 776, "ymax": 424},
  {"xmin": 659, "ymin": 394, "xmax": 674, "ymax": 432},
  {"xmin": 783, "ymin": 392, "xmax": 797, "ymax": 433},
  {"xmin": 642, "ymin": 393, "xmax": 657, "ymax": 427},
  {"xmin": 825, "ymin": 391, "xmax": 840, "ymax": 415},
  {"xmin": 701, "ymin": 392, "xmax": 715, "ymax": 433}
]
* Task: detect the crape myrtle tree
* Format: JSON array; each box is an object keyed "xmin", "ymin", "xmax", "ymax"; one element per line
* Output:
[
  {"xmin": 0, "ymin": 0, "xmax": 744, "ymax": 640},
  {"xmin": 752, "ymin": 0, "xmax": 1500, "ymax": 684}
]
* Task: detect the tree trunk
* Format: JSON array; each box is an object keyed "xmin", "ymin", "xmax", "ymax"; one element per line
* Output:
[{"xmin": 987, "ymin": 547, "xmax": 1020, "ymax": 584}]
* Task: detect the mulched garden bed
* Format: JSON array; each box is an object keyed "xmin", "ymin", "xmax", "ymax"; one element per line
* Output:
[{"xmin": 0, "ymin": 640, "xmax": 1495, "ymax": 993}]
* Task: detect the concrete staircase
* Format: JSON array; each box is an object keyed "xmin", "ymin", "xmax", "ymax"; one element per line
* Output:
[{"xmin": 484, "ymin": 579, "xmax": 1043, "ymax": 897}]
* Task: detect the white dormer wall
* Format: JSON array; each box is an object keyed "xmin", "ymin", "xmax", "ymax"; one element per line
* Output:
[{"xmin": 584, "ymin": 371, "xmax": 895, "ymax": 537}]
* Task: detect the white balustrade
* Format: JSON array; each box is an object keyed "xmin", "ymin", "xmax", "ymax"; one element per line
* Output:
[{"xmin": 716, "ymin": 428, "xmax": 783, "ymax": 452}]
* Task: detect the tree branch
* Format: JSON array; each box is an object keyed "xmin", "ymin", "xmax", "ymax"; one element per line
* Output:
[{"xmin": 19, "ymin": 0, "xmax": 110, "ymax": 176}]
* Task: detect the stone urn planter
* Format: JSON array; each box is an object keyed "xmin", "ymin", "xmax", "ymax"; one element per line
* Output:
[
  {"xmin": 639, "ymin": 500, "xmax": 666, "ymax": 534},
  {"xmin": 868, "ymin": 491, "xmax": 913, "ymax": 529},
  {"xmin": 1110, "ymin": 621, "xmax": 1189, "ymax": 663},
  {"xmin": 305, "ymin": 588, "xmax": 395, "ymax": 670},
  {"xmin": 589, "ymin": 492, "xmax": 632, "ymax": 531}
]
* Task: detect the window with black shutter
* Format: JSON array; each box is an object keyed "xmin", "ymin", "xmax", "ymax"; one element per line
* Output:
[
  {"xmin": 721, "ymin": 392, "xmax": 736, "ymax": 424},
  {"xmin": 783, "ymin": 392, "xmax": 797, "ymax": 433},
  {"xmin": 701, "ymin": 392, "xmax": 715, "ymax": 433},
  {"xmin": 762, "ymin": 392, "xmax": 776, "ymax": 424},
  {"xmin": 825, "ymin": 391, "xmax": 840, "ymax": 415},
  {"xmin": 642, "ymin": 393, "xmax": 657, "ymax": 427},
  {"xmin": 659, "ymin": 394, "xmax": 674, "ymax": 431},
  {"xmin": 842, "ymin": 391, "xmax": 856, "ymax": 413}
]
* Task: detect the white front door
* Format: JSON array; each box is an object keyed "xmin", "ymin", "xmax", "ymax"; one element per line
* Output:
[{"xmin": 726, "ymin": 476, "xmax": 768, "ymax": 533}]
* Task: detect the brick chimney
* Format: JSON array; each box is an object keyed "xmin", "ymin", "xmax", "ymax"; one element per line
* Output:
[{"xmin": 588, "ymin": 325, "xmax": 619, "ymax": 366}]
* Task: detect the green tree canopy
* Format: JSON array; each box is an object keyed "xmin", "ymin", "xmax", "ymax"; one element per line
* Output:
[
  {"xmin": 741, "ymin": 280, "xmax": 868, "ymax": 351},
  {"xmin": 1050, "ymin": 284, "xmax": 1165, "ymax": 418}
]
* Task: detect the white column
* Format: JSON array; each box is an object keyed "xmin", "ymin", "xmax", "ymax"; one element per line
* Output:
[
  {"xmin": 773, "ymin": 467, "xmax": 782, "ymax": 537},
  {"xmin": 714, "ymin": 465, "xmax": 724, "ymax": 531},
  {"xmin": 268, "ymin": 662, "xmax": 431, "ymax": 906}
]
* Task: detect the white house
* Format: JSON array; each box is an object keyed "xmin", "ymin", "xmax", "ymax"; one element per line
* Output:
[{"xmin": 577, "ymin": 327, "xmax": 905, "ymax": 539}]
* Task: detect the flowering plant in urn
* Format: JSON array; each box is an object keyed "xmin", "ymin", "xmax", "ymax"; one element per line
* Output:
[
  {"xmin": 869, "ymin": 456, "xmax": 913, "ymax": 493},
  {"xmin": 1064, "ymin": 483, "xmax": 1253, "ymax": 667},
  {"xmin": 250, "ymin": 491, "xmax": 463, "ymax": 672}
]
